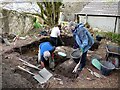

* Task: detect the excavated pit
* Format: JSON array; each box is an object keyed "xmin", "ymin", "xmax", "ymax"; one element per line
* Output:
[
  {"xmin": 12, "ymin": 35, "xmax": 78, "ymax": 78},
  {"xmin": 12, "ymin": 35, "xmax": 98, "ymax": 79}
]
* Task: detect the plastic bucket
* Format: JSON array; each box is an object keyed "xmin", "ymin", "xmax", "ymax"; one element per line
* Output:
[
  {"xmin": 91, "ymin": 58, "xmax": 102, "ymax": 70},
  {"xmin": 100, "ymin": 61, "xmax": 115, "ymax": 76},
  {"xmin": 71, "ymin": 49, "xmax": 82, "ymax": 63}
]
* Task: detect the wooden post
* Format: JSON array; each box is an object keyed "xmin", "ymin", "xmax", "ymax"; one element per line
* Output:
[
  {"xmin": 114, "ymin": 17, "xmax": 117, "ymax": 33},
  {"xmin": 74, "ymin": 14, "xmax": 77, "ymax": 22},
  {"xmin": 85, "ymin": 14, "xmax": 88, "ymax": 23},
  {"xmin": 77, "ymin": 14, "xmax": 79, "ymax": 23}
]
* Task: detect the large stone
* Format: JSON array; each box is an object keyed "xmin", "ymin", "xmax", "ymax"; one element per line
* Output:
[{"xmin": 55, "ymin": 59, "xmax": 77, "ymax": 78}]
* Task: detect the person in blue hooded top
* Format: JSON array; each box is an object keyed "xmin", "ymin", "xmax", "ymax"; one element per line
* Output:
[
  {"xmin": 69, "ymin": 21, "xmax": 94, "ymax": 71},
  {"xmin": 38, "ymin": 42, "xmax": 55, "ymax": 70}
]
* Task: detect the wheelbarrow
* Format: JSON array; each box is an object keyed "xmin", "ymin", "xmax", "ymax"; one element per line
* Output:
[
  {"xmin": 106, "ymin": 45, "xmax": 120, "ymax": 68},
  {"xmin": 106, "ymin": 45, "xmax": 120, "ymax": 59}
]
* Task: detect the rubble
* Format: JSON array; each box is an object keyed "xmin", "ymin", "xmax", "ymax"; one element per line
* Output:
[{"xmin": 59, "ymin": 81, "xmax": 63, "ymax": 85}]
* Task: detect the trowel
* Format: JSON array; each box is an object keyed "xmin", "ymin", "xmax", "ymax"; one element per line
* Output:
[{"xmin": 87, "ymin": 68, "xmax": 106, "ymax": 78}]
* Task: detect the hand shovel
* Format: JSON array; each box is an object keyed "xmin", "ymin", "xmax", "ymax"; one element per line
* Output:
[
  {"xmin": 72, "ymin": 52, "xmax": 83, "ymax": 73},
  {"xmin": 87, "ymin": 68, "xmax": 102, "ymax": 78}
]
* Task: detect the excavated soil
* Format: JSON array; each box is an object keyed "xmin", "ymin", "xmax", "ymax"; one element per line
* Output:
[{"xmin": 1, "ymin": 36, "xmax": 120, "ymax": 89}]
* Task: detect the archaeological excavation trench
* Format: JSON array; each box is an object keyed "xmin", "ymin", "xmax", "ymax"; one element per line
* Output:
[
  {"xmin": 12, "ymin": 35, "xmax": 79, "ymax": 79},
  {"xmin": 2, "ymin": 35, "xmax": 119, "ymax": 88}
]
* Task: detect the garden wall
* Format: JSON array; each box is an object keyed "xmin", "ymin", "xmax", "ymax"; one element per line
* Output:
[{"xmin": 0, "ymin": 9, "xmax": 34, "ymax": 35}]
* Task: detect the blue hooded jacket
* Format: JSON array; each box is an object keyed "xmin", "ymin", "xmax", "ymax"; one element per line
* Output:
[
  {"xmin": 39, "ymin": 42, "xmax": 54, "ymax": 55},
  {"xmin": 73, "ymin": 23, "xmax": 94, "ymax": 53}
]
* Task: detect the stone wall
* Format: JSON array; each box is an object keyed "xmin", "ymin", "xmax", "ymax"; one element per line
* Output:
[
  {"xmin": 61, "ymin": 2, "xmax": 89, "ymax": 21},
  {"xmin": 0, "ymin": 2, "xmax": 90, "ymax": 35},
  {"xmin": 0, "ymin": 9, "xmax": 34, "ymax": 35},
  {"xmin": 0, "ymin": 17, "xmax": 3, "ymax": 34},
  {"xmin": 0, "ymin": 8, "xmax": 4, "ymax": 34}
]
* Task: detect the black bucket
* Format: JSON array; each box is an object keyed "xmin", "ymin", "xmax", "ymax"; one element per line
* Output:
[
  {"xmin": 100, "ymin": 61, "xmax": 115, "ymax": 76},
  {"xmin": 71, "ymin": 49, "xmax": 82, "ymax": 63},
  {"xmin": 73, "ymin": 58, "xmax": 80, "ymax": 64}
]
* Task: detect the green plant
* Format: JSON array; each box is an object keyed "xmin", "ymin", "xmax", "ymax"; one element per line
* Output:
[
  {"xmin": 37, "ymin": 2, "xmax": 62, "ymax": 27},
  {"xmin": 111, "ymin": 33, "xmax": 120, "ymax": 45},
  {"xmin": 105, "ymin": 32, "xmax": 113, "ymax": 40},
  {"xmin": 96, "ymin": 31, "xmax": 120, "ymax": 45},
  {"xmin": 33, "ymin": 17, "xmax": 42, "ymax": 28},
  {"xmin": 24, "ymin": 1, "xmax": 62, "ymax": 27}
]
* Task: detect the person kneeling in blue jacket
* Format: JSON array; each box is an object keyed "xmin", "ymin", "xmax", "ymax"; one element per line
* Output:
[
  {"xmin": 38, "ymin": 42, "xmax": 55, "ymax": 70},
  {"xmin": 69, "ymin": 22, "xmax": 94, "ymax": 71}
]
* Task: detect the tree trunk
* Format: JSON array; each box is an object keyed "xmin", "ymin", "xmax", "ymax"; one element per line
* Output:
[{"xmin": 37, "ymin": 2, "xmax": 62, "ymax": 27}]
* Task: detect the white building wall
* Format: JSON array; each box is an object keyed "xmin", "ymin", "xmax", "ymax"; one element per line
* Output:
[
  {"xmin": 80, "ymin": 16, "xmax": 119, "ymax": 33},
  {"xmin": 79, "ymin": 16, "xmax": 86, "ymax": 24},
  {"xmin": 88, "ymin": 16, "xmax": 116, "ymax": 32}
]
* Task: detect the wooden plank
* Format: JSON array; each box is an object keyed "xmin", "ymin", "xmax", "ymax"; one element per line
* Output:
[{"xmin": 18, "ymin": 58, "xmax": 40, "ymax": 70}]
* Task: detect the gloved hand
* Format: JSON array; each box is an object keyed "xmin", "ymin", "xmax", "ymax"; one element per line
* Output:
[
  {"xmin": 80, "ymin": 48, "xmax": 84, "ymax": 53},
  {"xmin": 62, "ymin": 41, "xmax": 65, "ymax": 45}
]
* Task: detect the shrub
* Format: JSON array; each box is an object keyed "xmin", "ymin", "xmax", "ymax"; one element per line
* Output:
[{"xmin": 95, "ymin": 31, "xmax": 120, "ymax": 46}]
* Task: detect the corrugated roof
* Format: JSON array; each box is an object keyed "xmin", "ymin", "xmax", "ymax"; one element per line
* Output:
[{"xmin": 77, "ymin": 1, "xmax": 120, "ymax": 16}]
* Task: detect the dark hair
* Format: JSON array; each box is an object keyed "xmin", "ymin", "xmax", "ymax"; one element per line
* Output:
[
  {"xmin": 58, "ymin": 24, "xmax": 61, "ymax": 30},
  {"xmin": 58, "ymin": 24, "xmax": 61, "ymax": 28}
]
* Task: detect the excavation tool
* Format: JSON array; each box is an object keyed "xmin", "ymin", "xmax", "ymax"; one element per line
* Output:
[
  {"xmin": 18, "ymin": 66, "xmax": 53, "ymax": 84},
  {"xmin": 87, "ymin": 68, "xmax": 106, "ymax": 78},
  {"xmin": 18, "ymin": 58, "xmax": 40, "ymax": 70},
  {"xmin": 18, "ymin": 66, "xmax": 46, "ymax": 84},
  {"xmin": 18, "ymin": 58, "xmax": 53, "ymax": 84},
  {"xmin": 72, "ymin": 50, "xmax": 83, "ymax": 73}
]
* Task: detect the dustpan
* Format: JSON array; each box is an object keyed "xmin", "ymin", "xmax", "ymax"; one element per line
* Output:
[
  {"xmin": 39, "ymin": 68, "xmax": 53, "ymax": 82},
  {"xmin": 18, "ymin": 66, "xmax": 52, "ymax": 84},
  {"xmin": 33, "ymin": 74, "xmax": 46, "ymax": 84}
]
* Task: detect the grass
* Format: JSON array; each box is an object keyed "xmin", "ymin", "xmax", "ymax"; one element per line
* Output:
[{"xmin": 95, "ymin": 31, "xmax": 120, "ymax": 46}]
